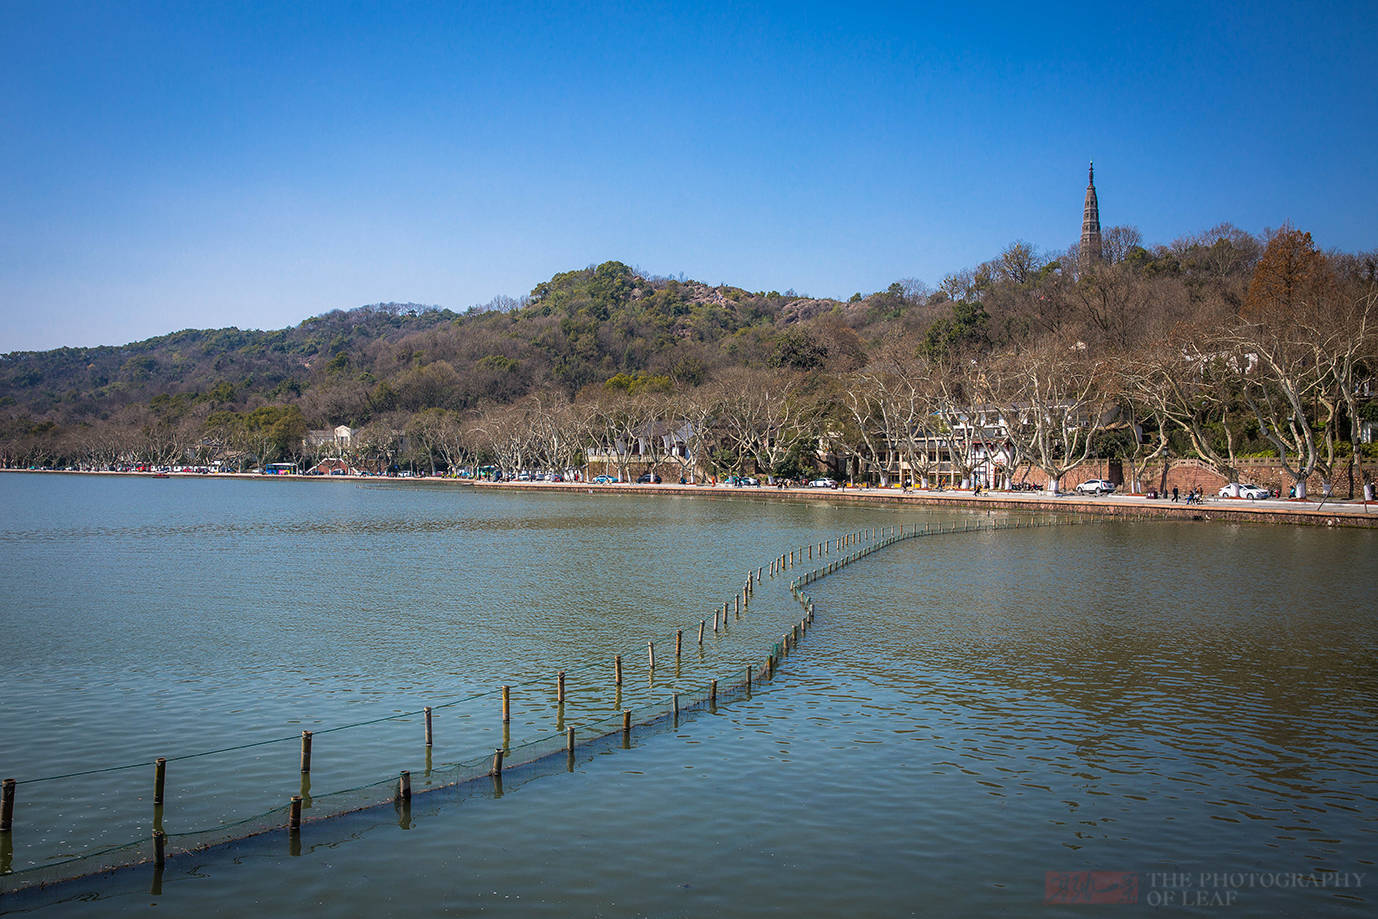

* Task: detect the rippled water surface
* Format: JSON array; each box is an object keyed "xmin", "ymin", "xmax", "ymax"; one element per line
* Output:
[{"xmin": 1, "ymin": 473, "xmax": 1375, "ymax": 916}]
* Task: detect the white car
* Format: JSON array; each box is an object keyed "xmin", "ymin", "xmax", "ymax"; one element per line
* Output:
[
  {"xmin": 1219, "ymin": 483, "xmax": 1270, "ymax": 500},
  {"xmin": 807, "ymin": 478, "xmax": 838, "ymax": 489},
  {"xmin": 1075, "ymin": 479, "xmax": 1116, "ymax": 495}
]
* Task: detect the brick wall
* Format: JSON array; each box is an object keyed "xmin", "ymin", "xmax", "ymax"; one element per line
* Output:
[{"xmin": 1009, "ymin": 459, "xmax": 1361, "ymax": 498}]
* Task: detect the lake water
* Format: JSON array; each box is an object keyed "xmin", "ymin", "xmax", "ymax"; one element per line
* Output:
[{"xmin": 1, "ymin": 473, "xmax": 1375, "ymax": 916}]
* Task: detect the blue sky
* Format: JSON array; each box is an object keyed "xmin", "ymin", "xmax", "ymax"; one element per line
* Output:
[{"xmin": 2, "ymin": 0, "xmax": 1374, "ymax": 352}]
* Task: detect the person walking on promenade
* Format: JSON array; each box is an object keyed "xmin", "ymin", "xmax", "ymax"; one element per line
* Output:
[{"xmin": 1172, "ymin": 486, "xmax": 1179, "ymax": 502}]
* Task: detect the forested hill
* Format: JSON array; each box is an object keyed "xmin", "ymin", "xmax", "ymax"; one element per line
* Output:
[
  {"xmin": 3, "ymin": 227, "xmax": 1375, "ymax": 474},
  {"xmin": 0, "ymin": 303, "xmax": 457, "ymax": 420},
  {"xmin": 0, "ymin": 262, "xmax": 913, "ymax": 427}
]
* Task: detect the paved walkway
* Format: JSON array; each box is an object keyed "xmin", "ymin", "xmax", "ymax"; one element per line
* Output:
[{"xmin": 477, "ymin": 480, "xmax": 1378, "ymax": 528}]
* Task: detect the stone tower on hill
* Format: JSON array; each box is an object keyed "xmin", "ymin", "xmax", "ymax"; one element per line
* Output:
[{"xmin": 1080, "ymin": 161, "xmax": 1103, "ymax": 269}]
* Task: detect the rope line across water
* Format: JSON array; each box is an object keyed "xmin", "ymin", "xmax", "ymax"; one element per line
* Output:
[{"xmin": 1, "ymin": 514, "xmax": 1087, "ymax": 891}]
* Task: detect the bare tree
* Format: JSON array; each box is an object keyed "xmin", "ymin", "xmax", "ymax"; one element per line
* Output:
[{"xmin": 981, "ymin": 338, "xmax": 1113, "ymax": 494}]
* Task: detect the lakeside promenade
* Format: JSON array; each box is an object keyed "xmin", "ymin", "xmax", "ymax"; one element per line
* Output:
[
  {"xmin": 5, "ymin": 468, "xmax": 1374, "ymax": 527},
  {"xmin": 476, "ymin": 479, "xmax": 1378, "ymax": 528}
]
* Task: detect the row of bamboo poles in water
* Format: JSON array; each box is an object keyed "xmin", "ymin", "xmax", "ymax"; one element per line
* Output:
[{"xmin": 1, "ymin": 524, "xmax": 905, "ymax": 881}]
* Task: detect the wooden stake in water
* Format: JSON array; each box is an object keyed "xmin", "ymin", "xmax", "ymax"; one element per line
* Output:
[
  {"xmin": 676, "ymin": 630, "xmax": 683, "ymax": 659},
  {"xmin": 558, "ymin": 670, "xmax": 566, "ymax": 703},
  {"xmin": 289, "ymin": 794, "xmax": 302, "ymax": 831},
  {"xmin": 502, "ymin": 685, "xmax": 511, "ymax": 723},
  {"xmin": 300, "ymin": 731, "xmax": 313, "ymax": 774},
  {"xmin": 566, "ymin": 726, "xmax": 575, "ymax": 754},
  {"xmin": 648, "ymin": 640, "xmax": 656, "ymax": 669},
  {"xmin": 397, "ymin": 771, "xmax": 411, "ymax": 802},
  {"xmin": 424, "ymin": 707, "xmax": 433, "ymax": 747},
  {"xmin": 698, "ymin": 619, "xmax": 705, "ymax": 644},
  {"xmin": 746, "ymin": 665, "xmax": 752, "ymax": 691},
  {"xmin": 492, "ymin": 748, "xmax": 504, "ymax": 776},
  {"xmin": 152, "ymin": 829, "xmax": 166, "ymax": 867},
  {"xmin": 615, "ymin": 655, "xmax": 623, "ymax": 686},
  {"xmin": 153, "ymin": 757, "xmax": 166, "ymax": 806},
  {"xmin": 710, "ymin": 679, "xmax": 717, "ymax": 705},
  {"xmin": 622, "ymin": 709, "xmax": 632, "ymax": 738},
  {"xmin": 1, "ymin": 778, "xmax": 15, "ymax": 832}
]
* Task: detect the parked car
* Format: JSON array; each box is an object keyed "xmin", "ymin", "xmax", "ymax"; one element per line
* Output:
[
  {"xmin": 1219, "ymin": 482, "xmax": 1270, "ymax": 500},
  {"xmin": 592, "ymin": 474, "xmax": 617, "ymax": 484},
  {"xmin": 731, "ymin": 476, "xmax": 760, "ymax": 487},
  {"xmin": 637, "ymin": 473, "xmax": 662, "ymax": 484},
  {"xmin": 1075, "ymin": 479, "xmax": 1116, "ymax": 495},
  {"xmin": 807, "ymin": 478, "xmax": 839, "ymax": 489}
]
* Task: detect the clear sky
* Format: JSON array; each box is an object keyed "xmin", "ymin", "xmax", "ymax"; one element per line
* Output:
[{"xmin": 2, "ymin": 0, "xmax": 1374, "ymax": 352}]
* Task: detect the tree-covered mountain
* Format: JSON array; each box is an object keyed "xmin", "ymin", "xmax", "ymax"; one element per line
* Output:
[{"xmin": 3, "ymin": 226, "xmax": 1375, "ymax": 493}]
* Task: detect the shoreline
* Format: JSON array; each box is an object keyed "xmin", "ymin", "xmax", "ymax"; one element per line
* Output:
[{"xmin": 6, "ymin": 467, "xmax": 1374, "ymax": 528}]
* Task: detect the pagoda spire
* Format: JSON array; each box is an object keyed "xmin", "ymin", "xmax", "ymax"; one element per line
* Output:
[{"xmin": 1080, "ymin": 160, "xmax": 1103, "ymax": 269}]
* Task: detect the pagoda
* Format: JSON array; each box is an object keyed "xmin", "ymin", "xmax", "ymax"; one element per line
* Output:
[{"xmin": 1080, "ymin": 161, "xmax": 1103, "ymax": 269}]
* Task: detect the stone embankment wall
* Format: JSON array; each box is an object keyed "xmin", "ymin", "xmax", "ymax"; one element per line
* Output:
[
  {"xmin": 476, "ymin": 481, "xmax": 1378, "ymax": 528},
  {"xmin": 1016, "ymin": 459, "xmax": 1366, "ymax": 499}
]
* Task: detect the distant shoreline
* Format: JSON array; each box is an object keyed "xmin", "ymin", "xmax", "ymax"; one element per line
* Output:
[{"xmin": 5, "ymin": 467, "xmax": 1374, "ymax": 528}]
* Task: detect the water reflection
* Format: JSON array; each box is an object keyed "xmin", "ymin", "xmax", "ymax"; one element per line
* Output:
[
  {"xmin": 806, "ymin": 523, "xmax": 1378, "ymax": 856},
  {"xmin": 2, "ymin": 475, "xmax": 1374, "ymax": 918}
]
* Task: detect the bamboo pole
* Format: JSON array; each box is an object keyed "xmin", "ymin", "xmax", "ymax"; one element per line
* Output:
[
  {"xmin": 289, "ymin": 794, "xmax": 302, "ymax": 831},
  {"xmin": 614, "ymin": 655, "xmax": 623, "ymax": 686},
  {"xmin": 397, "ymin": 771, "xmax": 411, "ymax": 802},
  {"xmin": 153, "ymin": 757, "xmax": 166, "ymax": 806},
  {"xmin": 492, "ymin": 748, "xmax": 504, "ymax": 776},
  {"xmin": 675, "ymin": 629, "xmax": 682, "ymax": 658},
  {"xmin": 300, "ymin": 731, "xmax": 313, "ymax": 774},
  {"xmin": 502, "ymin": 685, "xmax": 511, "ymax": 723},
  {"xmin": 424, "ymin": 707, "xmax": 433, "ymax": 747},
  {"xmin": 698, "ymin": 619, "xmax": 705, "ymax": 644},
  {"xmin": 710, "ymin": 679, "xmax": 717, "ymax": 705},
  {"xmin": 1, "ymin": 778, "xmax": 14, "ymax": 832},
  {"xmin": 566, "ymin": 726, "xmax": 575, "ymax": 754},
  {"xmin": 648, "ymin": 641, "xmax": 656, "ymax": 670},
  {"xmin": 622, "ymin": 710, "xmax": 632, "ymax": 738},
  {"xmin": 558, "ymin": 670, "xmax": 566, "ymax": 703},
  {"xmin": 152, "ymin": 829, "xmax": 166, "ymax": 867}
]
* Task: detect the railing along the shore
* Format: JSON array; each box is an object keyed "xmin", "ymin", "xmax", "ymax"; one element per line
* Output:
[{"xmin": 0, "ymin": 512, "xmax": 1085, "ymax": 894}]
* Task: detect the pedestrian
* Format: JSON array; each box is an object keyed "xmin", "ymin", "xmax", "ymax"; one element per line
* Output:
[{"xmin": 1172, "ymin": 486, "xmax": 1179, "ymax": 502}]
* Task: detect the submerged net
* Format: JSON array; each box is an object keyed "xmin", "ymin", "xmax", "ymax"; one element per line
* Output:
[{"xmin": 0, "ymin": 512, "xmax": 1086, "ymax": 894}]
